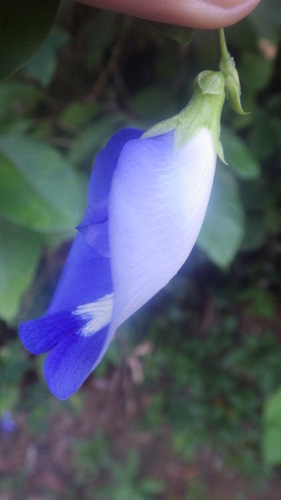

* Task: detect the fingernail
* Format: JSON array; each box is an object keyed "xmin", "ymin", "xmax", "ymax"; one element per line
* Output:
[{"xmin": 206, "ymin": 0, "xmax": 256, "ymax": 7}]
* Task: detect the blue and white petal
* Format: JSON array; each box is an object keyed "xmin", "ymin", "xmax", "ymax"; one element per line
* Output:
[
  {"xmin": 77, "ymin": 127, "xmax": 143, "ymax": 256},
  {"xmin": 47, "ymin": 234, "xmax": 113, "ymax": 315},
  {"xmin": 86, "ymin": 128, "xmax": 143, "ymax": 207},
  {"xmin": 108, "ymin": 127, "xmax": 216, "ymax": 331},
  {"xmin": 19, "ymin": 130, "xmax": 143, "ymax": 399},
  {"xmin": 19, "ymin": 234, "xmax": 115, "ymax": 398}
]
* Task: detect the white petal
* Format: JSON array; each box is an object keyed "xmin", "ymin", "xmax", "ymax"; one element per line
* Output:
[{"xmin": 108, "ymin": 127, "xmax": 216, "ymax": 331}]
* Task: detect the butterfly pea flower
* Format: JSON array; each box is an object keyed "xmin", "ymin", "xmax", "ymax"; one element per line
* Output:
[{"xmin": 19, "ymin": 70, "xmax": 225, "ymax": 399}]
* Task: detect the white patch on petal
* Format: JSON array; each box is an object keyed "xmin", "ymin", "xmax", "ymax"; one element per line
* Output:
[{"xmin": 73, "ymin": 293, "xmax": 113, "ymax": 337}]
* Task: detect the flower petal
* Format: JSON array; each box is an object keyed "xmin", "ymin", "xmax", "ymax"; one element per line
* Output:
[
  {"xmin": 109, "ymin": 128, "xmax": 216, "ymax": 330},
  {"xmin": 44, "ymin": 327, "xmax": 108, "ymax": 399},
  {"xmin": 46, "ymin": 133, "xmax": 145, "ymax": 313},
  {"xmin": 78, "ymin": 128, "xmax": 143, "ymax": 256},
  {"xmin": 47, "ymin": 233, "xmax": 112, "ymax": 314},
  {"xmin": 20, "ymin": 234, "xmax": 115, "ymax": 395},
  {"xmin": 19, "ymin": 311, "xmax": 79, "ymax": 355},
  {"xmin": 20, "ymin": 230, "xmax": 113, "ymax": 359},
  {"xmin": 87, "ymin": 128, "xmax": 143, "ymax": 206},
  {"xmin": 19, "ymin": 130, "xmax": 144, "ymax": 394}
]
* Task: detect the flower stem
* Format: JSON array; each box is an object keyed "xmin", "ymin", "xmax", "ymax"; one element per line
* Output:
[{"xmin": 219, "ymin": 28, "xmax": 229, "ymax": 61}]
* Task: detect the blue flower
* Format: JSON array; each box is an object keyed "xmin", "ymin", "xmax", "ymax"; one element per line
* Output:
[
  {"xmin": 0, "ymin": 410, "xmax": 17, "ymax": 434},
  {"xmin": 19, "ymin": 126, "xmax": 217, "ymax": 399}
]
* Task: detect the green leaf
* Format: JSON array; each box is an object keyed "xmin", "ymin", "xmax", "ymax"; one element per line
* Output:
[
  {"xmin": 263, "ymin": 387, "xmax": 281, "ymax": 465},
  {"xmin": 248, "ymin": 109, "xmax": 281, "ymax": 161},
  {"xmin": 60, "ymin": 101, "xmax": 100, "ymax": 128},
  {"xmin": 24, "ymin": 28, "xmax": 69, "ymax": 86},
  {"xmin": 240, "ymin": 214, "xmax": 266, "ymax": 252},
  {"xmin": 239, "ymin": 52, "xmax": 273, "ymax": 94},
  {"xmin": 133, "ymin": 86, "xmax": 177, "ymax": 122},
  {"xmin": 0, "ymin": 135, "xmax": 86, "ymax": 232},
  {"xmin": 0, "ymin": 218, "xmax": 41, "ymax": 323},
  {"xmin": 263, "ymin": 207, "xmax": 281, "ymax": 236},
  {"xmin": 69, "ymin": 114, "xmax": 125, "ymax": 167},
  {"xmin": 198, "ymin": 166, "xmax": 245, "ymax": 268},
  {"xmin": 85, "ymin": 11, "xmax": 118, "ymax": 71},
  {"xmin": 0, "ymin": 82, "xmax": 44, "ymax": 124},
  {"xmin": 222, "ymin": 127, "xmax": 260, "ymax": 179},
  {"xmin": 140, "ymin": 478, "xmax": 164, "ymax": 494},
  {"xmin": 145, "ymin": 21, "xmax": 193, "ymax": 46},
  {"xmin": 0, "ymin": 81, "xmax": 45, "ymax": 135},
  {"xmin": 0, "ymin": 0, "xmax": 60, "ymax": 81}
]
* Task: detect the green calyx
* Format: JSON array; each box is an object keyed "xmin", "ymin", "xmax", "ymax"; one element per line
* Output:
[
  {"xmin": 142, "ymin": 29, "xmax": 246, "ymax": 162},
  {"xmin": 218, "ymin": 28, "xmax": 247, "ymax": 115},
  {"xmin": 142, "ymin": 70, "xmax": 225, "ymax": 161}
]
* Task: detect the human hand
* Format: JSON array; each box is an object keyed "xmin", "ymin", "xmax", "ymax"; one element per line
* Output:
[{"xmin": 76, "ymin": 0, "xmax": 260, "ymax": 29}]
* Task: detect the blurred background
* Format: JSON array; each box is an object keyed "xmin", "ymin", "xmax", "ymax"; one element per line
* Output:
[{"xmin": 1, "ymin": 1, "xmax": 281, "ymax": 498}]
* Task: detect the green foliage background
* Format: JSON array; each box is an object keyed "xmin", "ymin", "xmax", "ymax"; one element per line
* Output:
[{"xmin": 1, "ymin": 0, "xmax": 281, "ymax": 497}]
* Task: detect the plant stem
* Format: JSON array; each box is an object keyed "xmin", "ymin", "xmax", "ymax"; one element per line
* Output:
[{"xmin": 219, "ymin": 28, "xmax": 229, "ymax": 60}]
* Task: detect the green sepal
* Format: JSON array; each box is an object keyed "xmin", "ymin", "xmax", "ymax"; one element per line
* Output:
[
  {"xmin": 197, "ymin": 70, "xmax": 225, "ymax": 95},
  {"xmin": 141, "ymin": 117, "xmax": 177, "ymax": 139},
  {"xmin": 143, "ymin": 70, "xmax": 226, "ymax": 162},
  {"xmin": 227, "ymin": 73, "xmax": 249, "ymax": 115},
  {"xmin": 219, "ymin": 40, "xmax": 248, "ymax": 115}
]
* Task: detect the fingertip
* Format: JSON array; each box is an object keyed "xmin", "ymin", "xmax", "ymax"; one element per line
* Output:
[
  {"xmin": 77, "ymin": 0, "xmax": 261, "ymax": 29},
  {"xmin": 190, "ymin": 0, "xmax": 261, "ymax": 29}
]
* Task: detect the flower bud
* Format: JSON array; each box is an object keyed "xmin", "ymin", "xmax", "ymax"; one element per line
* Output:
[{"xmin": 219, "ymin": 47, "xmax": 247, "ymax": 115}]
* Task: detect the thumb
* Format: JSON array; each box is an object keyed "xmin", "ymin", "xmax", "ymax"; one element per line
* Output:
[{"xmin": 76, "ymin": 0, "xmax": 260, "ymax": 29}]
